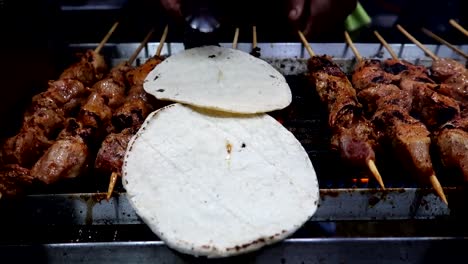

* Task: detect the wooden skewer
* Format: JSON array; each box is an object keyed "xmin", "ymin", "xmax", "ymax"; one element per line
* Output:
[
  {"xmin": 374, "ymin": 31, "xmax": 399, "ymax": 60},
  {"xmin": 95, "ymin": 21, "xmax": 120, "ymax": 54},
  {"xmin": 367, "ymin": 160, "xmax": 386, "ymax": 190},
  {"xmin": 396, "ymin": 24, "xmax": 439, "ymax": 61},
  {"xmin": 422, "ymin": 28, "xmax": 468, "ymax": 59},
  {"xmin": 106, "ymin": 26, "xmax": 169, "ymax": 200},
  {"xmin": 344, "ymin": 31, "xmax": 386, "ymax": 189},
  {"xmin": 128, "ymin": 28, "xmax": 155, "ymax": 65},
  {"xmin": 449, "ymin": 19, "xmax": 468, "ymax": 38},
  {"xmin": 107, "ymin": 172, "xmax": 119, "ymax": 200},
  {"xmin": 297, "ymin": 31, "xmax": 315, "ymax": 57},
  {"xmin": 156, "ymin": 25, "xmax": 169, "ymax": 57},
  {"xmin": 344, "ymin": 31, "xmax": 363, "ymax": 62},
  {"xmin": 232, "ymin": 27, "xmax": 240, "ymax": 49},
  {"xmin": 429, "ymin": 174, "xmax": 448, "ymax": 205},
  {"xmin": 252, "ymin": 26, "xmax": 257, "ymax": 49}
]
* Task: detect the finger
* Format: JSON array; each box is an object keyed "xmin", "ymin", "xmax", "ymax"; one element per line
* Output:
[
  {"xmin": 160, "ymin": 0, "xmax": 182, "ymax": 17},
  {"xmin": 288, "ymin": 0, "xmax": 305, "ymax": 21},
  {"xmin": 303, "ymin": 0, "xmax": 330, "ymax": 36}
]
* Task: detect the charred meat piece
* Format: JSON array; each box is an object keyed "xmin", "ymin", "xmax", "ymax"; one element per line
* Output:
[
  {"xmin": 59, "ymin": 50, "xmax": 107, "ymax": 86},
  {"xmin": 410, "ymin": 82, "xmax": 460, "ymax": 129},
  {"xmin": 357, "ymin": 84, "xmax": 412, "ymax": 115},
  {"xmin": 31, "ymin": 136, "xmax": 89, "ymax": 185},
  {"xmin": 79, "ymin": 92, "xmax": 113, "ymax": 131},
  {"xmin": 112, "ymin": 99, "xmax": 152, "ymax": 131},
  {"xmin": 351, "ymin": 59, "xmax": 398, "ymax": 91},
  {"xmin": 95, "ymin": 128, "xmax": 134, "ymax": 175},
  {"xmin": 126, "ymin": 56, "xmax": 163, "ymax": 86},
  {"xmin": 0, "ymin": 164, "xmax": 33, "ymax": 198},
  {"xmin": 2, "ymin": 127, "xmax": 53, "ymax": 167},
  {"xmin": 434, "ymin": 127, "xmax": 468, "ymax": 182},
  {"xmin": 431, "ymin": 58, "xmax": 468, "ymax": 107},
  {"xmin": 308, "ymin": 56, "xmax": 360, "ymax": 128},
  {"xmin": 373, "ymin": 107, "xmax": 435, "ymax": 184}
]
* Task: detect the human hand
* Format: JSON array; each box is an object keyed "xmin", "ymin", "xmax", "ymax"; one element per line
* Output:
[{"xmin": 288, "ymin": 0, "xmax": 358, "ymax": 37}]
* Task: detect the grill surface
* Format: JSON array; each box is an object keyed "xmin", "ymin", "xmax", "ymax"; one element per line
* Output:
[{"xmin": 0, "ymin": 42, "xmax": 467, "ymax": 263}]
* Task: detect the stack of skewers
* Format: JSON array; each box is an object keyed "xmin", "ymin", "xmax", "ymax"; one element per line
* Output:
[
  {"xmin": 0, "ymin": 22, "xmax": 170, "ymax": 199},
  {"xmin": 299, "ymin": 21, "xmax": 467, "ymax": 204}
]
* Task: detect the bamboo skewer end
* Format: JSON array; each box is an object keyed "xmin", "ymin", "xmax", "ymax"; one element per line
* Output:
[
  {"xmin": 396, "ymin": 24, "xmax": 439, "ymax": 61},
  {"xmin": 344, "ymin": 31, "xmax": 362, "ymax": 62},
  {"xmin": 367, "ymin": 160, "xmax": 386, "ymax": 189},
  {"xmin": 156, "ymin": 25, "xmax": 169, "ymax": 57},
  {"xmin": 297, "ymin": 31, "xmax": 315, "ymax": 57},
  {"xmin": 374, "ymin": 30, "xmax": 399, "ymax": 60},
  {"xmin": 95, "ymin": 21, "xmax": 120, "ymax": 54},
  {"xmin": 429, "ymin": 174, "xmax": 448, "ymax": 205},
  {"xmin": 233, "ymin": 28, "xmax": 240, "ymax": 49}
]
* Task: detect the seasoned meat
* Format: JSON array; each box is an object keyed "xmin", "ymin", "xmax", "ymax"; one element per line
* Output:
[
  {"xmin": 59, "ymin": 50, "xmax": 107, "ymax": 86},
  {"xmin": 126, "ymin": 56, "xmax": 163, "ymax": 86},
  {"xmin": 2, "ymin": 128, "xmax": 53, "ymax": 167},
  {"xmin": 79, "ymin": 92, "xmax": 113, "ymax": 130},
  {"xmin": 31, "ymin": 136, "xmax": 89, "ymax": 185},
  {"xmin": 308, "ymin": 55, "xmax": 360, "ymax": 127},
  {"xmin": 351, "ymin": 59, "xmax": 398, "ymax": 91},
  {"xmin": 357, "ymin": 84, "xmax": 411, "ymax": 115},
  {"xmin": 93, "ymin": 78, "xmax": 127, "ymax": 109},
  {"xmin": 431, "ymin": 58, "xmax": 468, "ymax": 107},
  {"xmin": 434, "ymin": 128, "xmax": 468, "ymax": 182},
  {"xmin": 23, "ymin": 107, "xmax": 65, "ymax": 137},
  {"xmin": 373, "ymin": 107, "xmax": 434, "ymax": 184},
  {"xmin": 308, "ymin": 55, "xmax": 377, "ymax": 168},
  {"xmin": 112, "ymin": 99, "xmax": 152, "ymax": 131},
  {"xmin": 95, "ymin": 128, "xmax": 133, "ymax": 174},
  {"xmin": 0, "ymin": 164, "xmax": 33, "ymax": 198},
  {"xmin": 410, "ymin": 82, "xmax": 460, "ymax": 129}
]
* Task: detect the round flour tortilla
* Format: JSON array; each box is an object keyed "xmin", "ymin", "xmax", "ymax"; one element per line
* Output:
[
  {"xmin": 143, "ymin": 46, "xmax": 292, "ymax": 114},
  {"xmin": 122, "ymin": 103, "xmax": 319, "ymax": 258}
]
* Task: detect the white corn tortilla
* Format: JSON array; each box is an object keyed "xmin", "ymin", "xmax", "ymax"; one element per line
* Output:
[
  {"xmin": 122, "ymin": 103, "xmax": 319, "ymax": 258},
  {"xmin": 143, "ymin": 46, "xmax": 292, "ymax": 114}
]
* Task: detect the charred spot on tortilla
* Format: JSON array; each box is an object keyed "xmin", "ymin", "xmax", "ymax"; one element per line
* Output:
[
  {"xmin": 226, "ymin": 142, "xmax": 232, "ymax": 154},
  {"xmin": 208, "ymin": 54, "xmax": 216, "ymax": 58},
  {"xmin": 241, "ymin": 143, "xmax": 246, "ymax": 148},
  {"xmin": 156, "ymin": 89, "xmax": 165, "ymax": 92},
  {"xmin": 153, "ymin": 75, "xmax": 159, "ymax": 80}
]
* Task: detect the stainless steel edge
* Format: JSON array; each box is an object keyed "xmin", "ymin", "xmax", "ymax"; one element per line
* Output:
[
  {"xmin": 1, "ymin": 237, "xmax": 466, "ymax": 264},
  {"xmin": 0, "ymin": 188, "xmax": 454, "ymax": 226}
]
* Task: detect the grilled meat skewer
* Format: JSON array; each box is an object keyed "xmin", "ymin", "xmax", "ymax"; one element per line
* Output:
[
  {"xmin": 96, "ymin": 56, "xmax": 166, "ymax": 199},
  {"xmin": 307, "ymin": 55, "xmax": 384, "ymax": 188},
  {"xmin": 31, "ymin": 63, "xmax": 131, "ymax": 185},
  {"xmin": 2, "ymin": 54, "xmax": 107, "ymax": 168},
  {"xmin": 350, "ymin": 56, "xmax": 447, "ymax": 203}
]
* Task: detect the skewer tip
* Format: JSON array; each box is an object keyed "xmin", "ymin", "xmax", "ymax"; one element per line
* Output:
[
  {"xmin": 429, "ymin": 174, "xmax": 448, "ymax": 205},
  {"xmin": 367, "ymin": 160, "xmax": 386, "ymax": 189},
  {"xmin": 106, "ymin": 172, "xmax": 119, "ymax": 201}
]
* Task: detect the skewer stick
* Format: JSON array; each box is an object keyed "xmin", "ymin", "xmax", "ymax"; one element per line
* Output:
[
  {"xmin": 396, "ymin": 24, "xmax": 439, "ymax": 61},
  {"xmin": 429, "ymin": 174, "xmax": 448, "ymax": 205},
  {"xmin": 344, "ymin": 31, "xmax": 386, "ymax": 189},
  {"xmin": 449, "ymin": 19, "xmax": 468, "ymax": 38},
  {"xmin": 128, "ymin": 28, "xmax": 156, "ymax": 65},
  {"xmin": 374, "ymin": 31, "xmax": 399, "ymax": 60},
  {"xmin": 367, "ymin": 160, "xmax": 386, "ymax": 189},
  {"xmin": 422, "ymin": 28, "xmax": 468, "ymax": 59},
  {"xmin": 344, "ymin": 31, "xmax": 362, "ymax": 62},
  {"xmin": 297, "ymin": 31, "xmax": 315, "ymax": 57},
  {"xmin": 252, "ymin": 26, "xmax": 257, "ymax": 49},
  {"xmin": 107, "ymin": 172, "xmax": 119, "ymax": 200},
  {"xmin": 155, "ymin": 25, "xmax": 169, "ymax": 57},
  {"xmin": 232, "ymin": 27, "xmax": 240, "ymax": 49},
  {"xmin": 95, "ymin": 21, "xmax": 120, "ymax": 54}
]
